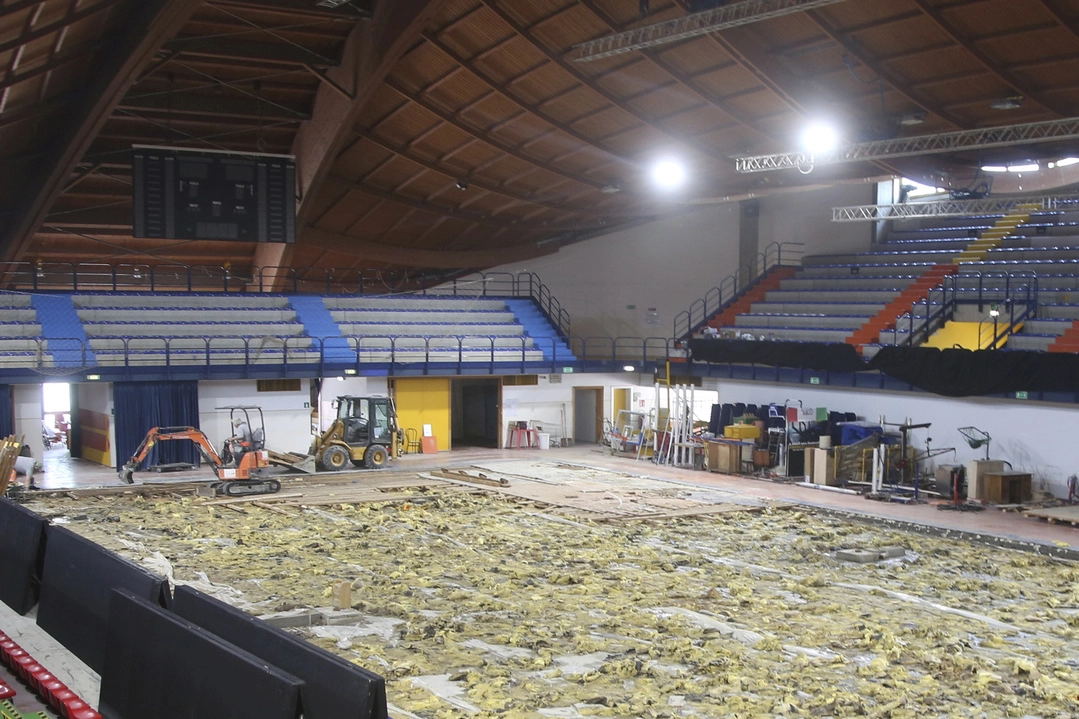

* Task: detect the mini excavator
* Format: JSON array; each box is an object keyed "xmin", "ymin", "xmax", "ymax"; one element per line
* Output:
[{"xmin": 119, "ymin": 406, "xmax": 281, "ymax": 497}]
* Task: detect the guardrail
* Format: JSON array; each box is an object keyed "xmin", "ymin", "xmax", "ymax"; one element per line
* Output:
[
  {"xmin": 893, "ymin": 271, "xmax": 1038, "ymax": 346},
  {"xmin": 0, "ymin": 263, "xmax": 573, "ymax": 342},
  {"xmin": 672, "ymin": 242, "xmax": 804, "ymax": 340},
  {"xmin": 0, "ymin": 334, "xmax": 673, "ymax": 379}
]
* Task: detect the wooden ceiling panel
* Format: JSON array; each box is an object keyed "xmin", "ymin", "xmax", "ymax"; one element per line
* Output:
[
  {"xmin": 5, "ymin": 0, "xmax": 1079, "ymax": 273},
  {"xmin": 502, "ymin": 62, "xmax": 580, "ymax": 107}
]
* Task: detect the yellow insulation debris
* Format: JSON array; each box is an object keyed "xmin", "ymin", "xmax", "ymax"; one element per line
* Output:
[{"xmin": 25, "ymin": 491, "xmax": 1079, "ymax": 718}]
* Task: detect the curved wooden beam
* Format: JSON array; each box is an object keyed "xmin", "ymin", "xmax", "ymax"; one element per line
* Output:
[
  {"xmin": 803, "ymin": 8, "xmax": 968, "ymax": 128},
  {"xmin": 1, "ymin": 0, "xmax": 204, "ymax": 261},
  {"xmin": 478, "ymin": 0, "xmax": 725, "ymax": 161},
  {"xmin": 910, "ymin": 0, "xmax": 1066, "ymax": 117},
  {"xmin": 575, "ymin": 0, "xmax": 782, "ymax": 146},
  {"xmin": 382, "ymin": 76, "xmax": 610, "ymax": 191},
  {"xmin": 349, "ymin": 131, "xmax": 640, "ymax": 218},
  {"xmin": 421, "ymin": 30, "xmax": 637, "ymax": 169},
  {"xmin": 304, "ymin": 226, "xmax": 554, "ymax": 269},
  {"xmin": 256, "ymin": 0, "xmax": 451, "ymax": 284}
]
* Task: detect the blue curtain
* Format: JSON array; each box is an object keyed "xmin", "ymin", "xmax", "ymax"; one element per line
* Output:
[
  {"xmin": 113, "ymin": 381, "xmax": 201, "ymax": 470},
  {"xmin": 0, "ymin": 385, "xmax": 12, "ymax": 438}
]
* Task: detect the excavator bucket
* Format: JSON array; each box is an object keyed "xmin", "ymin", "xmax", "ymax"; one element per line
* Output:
[{"xmin": 265, "ymin": 450, "xmax": 317, "ymax": 474}]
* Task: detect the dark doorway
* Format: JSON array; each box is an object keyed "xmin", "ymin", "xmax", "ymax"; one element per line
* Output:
[
  {"xmin": 573, "ymin": 387, "xmax": 603, "ymax": 444},
  {"xmin": 451, "ymin": 378, "xmax": 501, "ymax": 448}
]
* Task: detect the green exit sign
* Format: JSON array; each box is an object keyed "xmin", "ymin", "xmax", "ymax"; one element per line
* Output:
[
  {"xmin": 1015, "ymin": 390, "xmax": 1028, "ymax": 400},
  {"xmin": 810, "ymin": 377, "xmax": 821, "ymax": 385},
  {"xmin": 563, "ymin": 367, "xmax": 574, "ymax": 374}
]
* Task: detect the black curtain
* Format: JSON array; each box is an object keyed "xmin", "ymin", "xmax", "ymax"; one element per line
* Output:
[
  {"xmin": 0, "ymin": 385, "xmax": 12, "ymax": 438},
  {"xmin": 113, "ymin": 381, "xmax": 201, "ymax": 470},
  {"xmin": 690, "ymin": 338, "xmax": 1079, "ymax": 397},
  {"xmin": 869, "ymin": 346, "xmax": 1079, "ymax": 397}
]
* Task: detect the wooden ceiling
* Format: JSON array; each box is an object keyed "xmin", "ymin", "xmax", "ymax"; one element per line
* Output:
[{"xmin": 2, "ymin": 0, "xmax": 1079, "ymax": 280}]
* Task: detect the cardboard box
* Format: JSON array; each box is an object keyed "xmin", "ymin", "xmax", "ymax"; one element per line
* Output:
[
  {"xmin": 808, "ymin": 447, "xmax": 837, "ymax": 486},
  {"xmin": 707, "ymin": 441, "xmax": 741, "ymax": 474}
]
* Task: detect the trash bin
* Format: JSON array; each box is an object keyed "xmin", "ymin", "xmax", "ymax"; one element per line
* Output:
[{"xmin": 537, "ymin": 432, "xmax": 551, "ymax": 450}]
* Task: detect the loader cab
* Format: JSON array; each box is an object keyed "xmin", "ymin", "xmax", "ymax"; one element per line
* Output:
[{"xmin": 336, "ymin": 396, "xmax": 394, "ymax": 446}]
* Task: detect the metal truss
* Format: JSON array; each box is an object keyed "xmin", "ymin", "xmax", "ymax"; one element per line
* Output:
[
  {"xmin": 832, "ymin": 195, "xmax": 1079, "ymax": 222},
  {"xmin": 736, "ymin": 117, "xmax": 1079, "ymax": 173},
  {"xmin": 571, "ymin": 0, "xmax": 851, "ymax": 62}
]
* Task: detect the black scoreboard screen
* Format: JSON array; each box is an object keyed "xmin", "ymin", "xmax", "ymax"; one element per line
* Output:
[{"xmin": 133, "ymin": 146, "xmax": 295, "ymax": 243}]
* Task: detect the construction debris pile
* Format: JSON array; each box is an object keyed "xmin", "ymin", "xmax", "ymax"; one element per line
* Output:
[{"xmin": 24, "ymin": 486, "xmax": 1079, "ymax": 718}]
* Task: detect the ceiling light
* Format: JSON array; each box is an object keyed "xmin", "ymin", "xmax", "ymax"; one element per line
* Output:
[
  {"xmin": 898, "ymin": 110, "xmax": 926, "ymax": 126},
  {"xmin": 800, "ymin": 122, "xmax": 839, "ymax": 154},
  {"xmin": 1007, "ymin": 163, "xmax": 1039, "ymax": 173},
  {"xmin": 455, "ymin": 179, "xmax": 469, "ymax": 191},
  {"xmin": 650, "ymin": 159, "xmax": 686, "ymax": 190},
  {"xmin": 990, "ymin": 96, "xmax": 1023, "ymax": 110},
  {"xmin": 1056, "ymin": 157, "xmax": 1079, "ymax": 167},
  {"xmin": 980, "ymin": 165, "xmax": 1007, "ymax": 173}
]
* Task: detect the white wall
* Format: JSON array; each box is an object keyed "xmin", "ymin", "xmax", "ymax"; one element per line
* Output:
[
  {"xmin": 317, "ymin": 376, "xmax": 390, "ymax": 434},
  {"xmin": 502, "ymin": 372, "xmax": 645, "ymax": 444},
  {"xmin": 13, "ymin": 384, "xmax": 43, "ymax": 461},
  {"xmin": 757, "ymin": 183, "xmax": 875, "ymax": 257},
  {"xmin": 199, "ymin": 380, "xmax": 315, "ymax": 456},
  {"xmin": 501, "ymin": 374, "xmax": 716, "ymax": 445},
  {"xmin": 705, "ymin": 377, "xmax": 1079, "ymax": 498},
  {"xmin": 487, "ymin": 203, "xmax": 741, "ymax": 339}
]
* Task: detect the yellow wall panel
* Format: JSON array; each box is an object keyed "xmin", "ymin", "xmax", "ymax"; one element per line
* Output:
[{"xmin": 393, "ymin": 377, "xmax": 452, "ymax": 451}]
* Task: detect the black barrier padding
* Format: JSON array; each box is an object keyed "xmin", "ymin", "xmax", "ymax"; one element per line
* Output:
[
  {"xmin": 100, "ymin": 590, "xmax": 302, "ymax": 719},
  {"xmin": 0, "ymin": 499, "xmax": 47, "ymax": 615},
  {"xmin": 172, "ymin": 585, "xmax": 388, "ymax": 719},
  {"xmin": 689, "ymin": 338, "xmax": 1079, "ymax": 397},
  {"xmin": 36, "ymin": 525, "xmax": 171, "ymax": 673}
]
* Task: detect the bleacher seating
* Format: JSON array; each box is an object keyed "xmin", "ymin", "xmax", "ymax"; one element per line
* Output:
[
  {"xmin": 697, "ymin": 204, "xmax": 1079, "ymax": 355},
  {"xmin": 0, "ymin": 294, "xmax": 45, "ymax": 369},
  {"xmin": 0, "ymin": 291, "xmax": 574, "ymax": 372},
  {"xmin": 324, "ymin": 296, "xmax": 550, "ymax": 364},
  {"xmin": 73, "ymin": 294, "xmax": 315, "ymax": 366},
  {"xmin": 724, "ymin": 264, "xmax": 933, "ymax": 344}
]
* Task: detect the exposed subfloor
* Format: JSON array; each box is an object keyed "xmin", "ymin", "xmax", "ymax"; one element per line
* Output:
[{"xmin": 7, "ymin": 448, "xmax": 1079, "ymax": 716}]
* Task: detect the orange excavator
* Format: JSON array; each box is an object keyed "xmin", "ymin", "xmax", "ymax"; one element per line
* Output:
[{"xmin": 119, "ymin": 406, "xmax": 281, "ymax": 497}]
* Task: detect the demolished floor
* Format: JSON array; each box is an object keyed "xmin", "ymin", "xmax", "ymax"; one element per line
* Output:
[{"xmin": 20, "ymin": 459, "xmax": 1079, "ymax": 718}]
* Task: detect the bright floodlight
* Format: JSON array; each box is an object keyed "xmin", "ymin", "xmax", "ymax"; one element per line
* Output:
[
  {"xmin": 651, "ymin": 159, "xmax": 686, "ymax": 190},
  {"xmin": 800, "ymin": 122, "xmax": 839, "ymax": 154}
]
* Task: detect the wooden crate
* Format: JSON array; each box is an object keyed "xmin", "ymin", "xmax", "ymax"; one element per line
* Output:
[{"xmin": 981, "ymin": 472, "xmax": 1032, "ymax": 504}]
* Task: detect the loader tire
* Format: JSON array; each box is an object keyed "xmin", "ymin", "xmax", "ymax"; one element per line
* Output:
[
  {"xmin": 364, "ymin": 444, "xmax": 389, "ymax": 469},
  {"xmin": 321, "ymin": 445, "xmax": 350, "ymax": 471}
]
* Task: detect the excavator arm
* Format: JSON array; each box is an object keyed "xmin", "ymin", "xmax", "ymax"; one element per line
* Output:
[{"xmin": 120, "ymin": 426, "xmax": 223, "ymax": 483}]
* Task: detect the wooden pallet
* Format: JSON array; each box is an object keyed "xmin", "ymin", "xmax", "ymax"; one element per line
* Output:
[
  {"xmin": 0, "ymin": 435, "xmax": 24, "ymax": 496},
  {"xmin": 1023, "ymin": 505, "xmax": 1079, "ymax": 526}
]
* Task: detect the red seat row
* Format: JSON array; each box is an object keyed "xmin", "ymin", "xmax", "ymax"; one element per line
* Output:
[{"xmin": 0, "ymin": 631, "xmax": 100, "ymax": 719}]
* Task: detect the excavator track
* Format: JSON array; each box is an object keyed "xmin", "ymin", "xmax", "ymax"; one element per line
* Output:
[{"xmin": 214, "ymin": 479, "xmax": 281, "ymax": 497}]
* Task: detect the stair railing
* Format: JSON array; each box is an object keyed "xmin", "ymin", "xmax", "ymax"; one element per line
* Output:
[
  {"xmin": 893, "ymin": 275, "xmax": 958, "ymax": 346},
  {"xmin": 673, "ymin": 241, "xmax": 804, "ymax": 340}
]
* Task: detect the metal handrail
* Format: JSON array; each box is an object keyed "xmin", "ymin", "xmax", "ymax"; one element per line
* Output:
[
  {"xmin": 672, "ymin": 242, "xmax": 804, "ymax": 340},
  {"xmin": 0, "ymin": 261, "xmax": 573, "ymax": 340},
  {"xmin": 1, "ymin": 332, "xmax": 670, "ymax": 378},
  {"xmin": 893, "ymin": 271, "xmax": 1038, "ymax": 346}
]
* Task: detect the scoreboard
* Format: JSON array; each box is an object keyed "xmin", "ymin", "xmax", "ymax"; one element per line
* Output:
[{"xmin": 133, "ymin": 145, "xmax": 295, "ymax": 243}]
